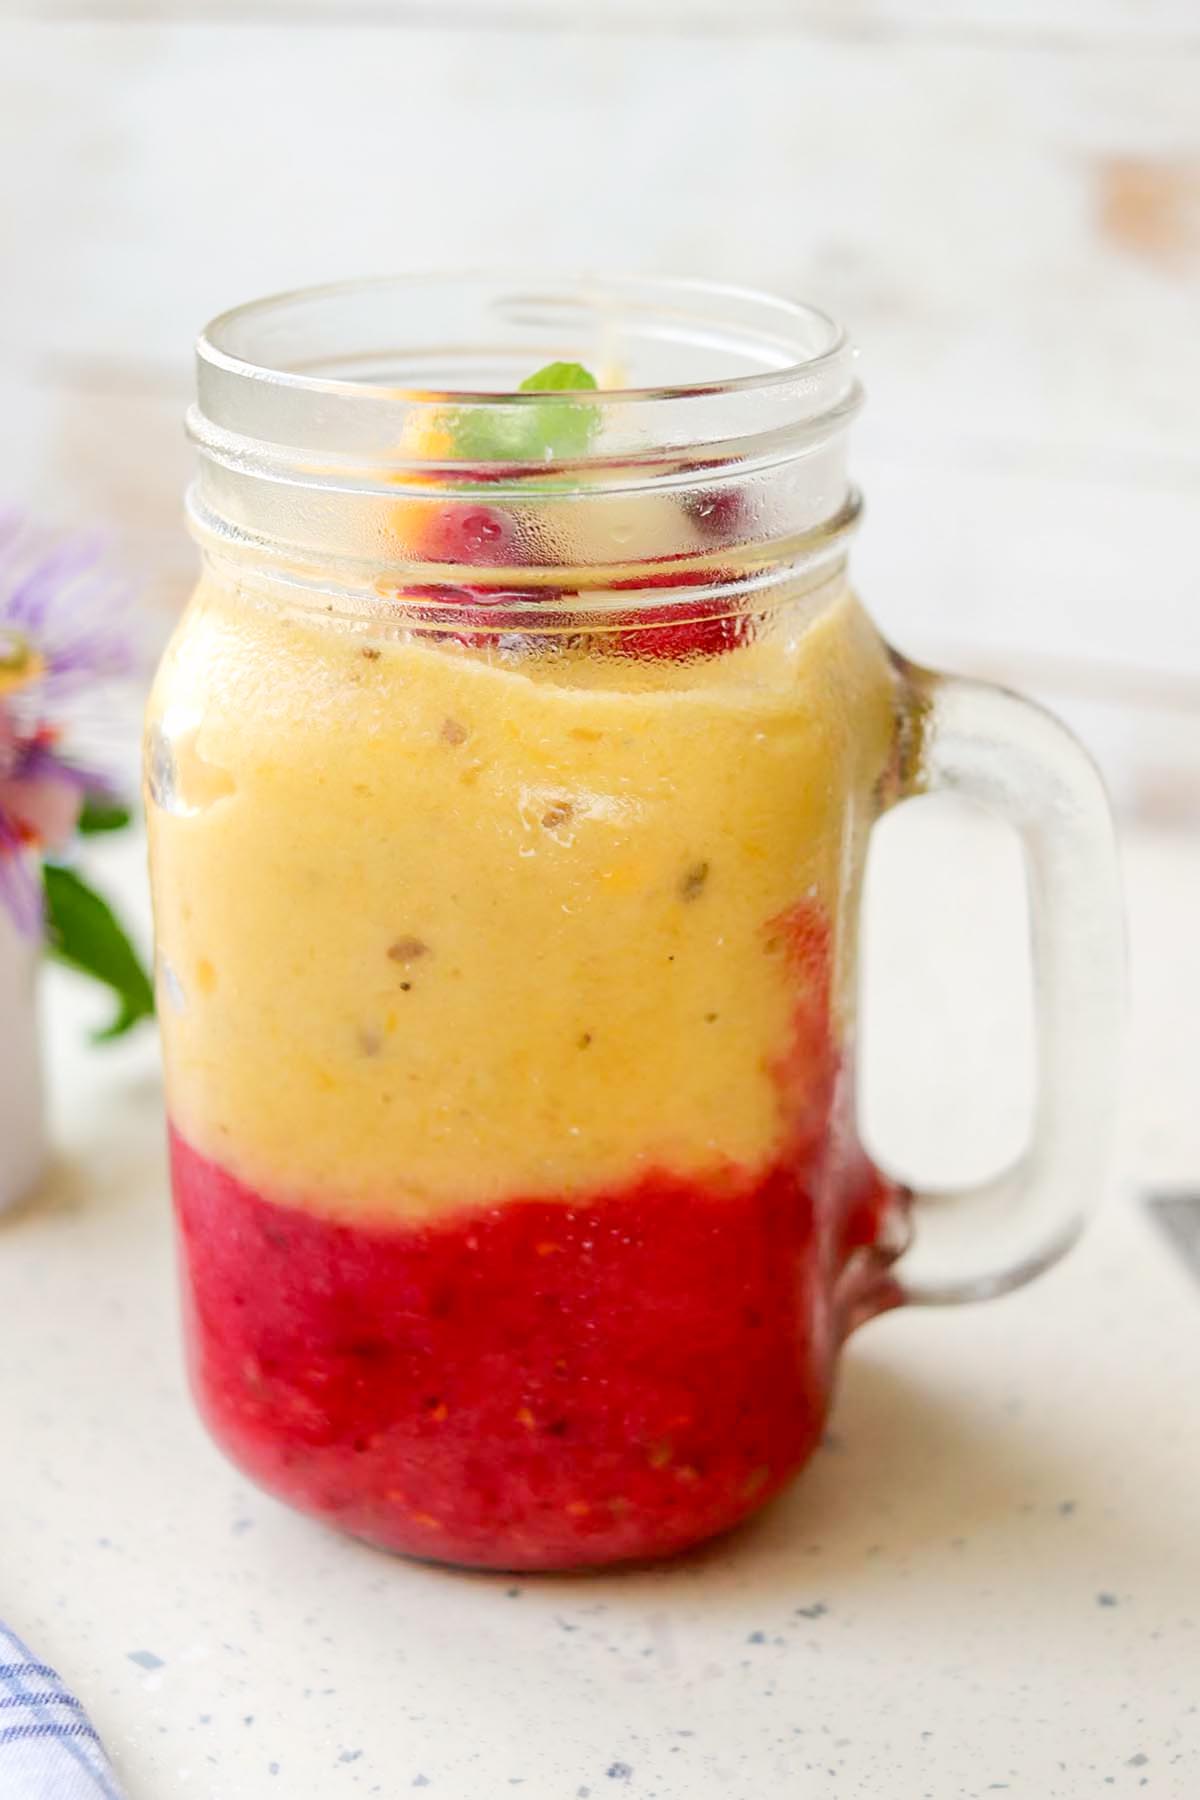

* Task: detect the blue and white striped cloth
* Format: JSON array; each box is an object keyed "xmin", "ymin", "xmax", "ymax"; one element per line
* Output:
[{"xmin": 0, "ymin": 1622, "xmax": 125, "ymax": 1799}]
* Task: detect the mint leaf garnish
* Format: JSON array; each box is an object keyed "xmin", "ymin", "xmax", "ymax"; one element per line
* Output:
[
  {"xmin": 518, "ymin": 361, "xmax": 599, "ymax": 459},
  {"xmin": 78, "ymin": 798, "xmax": 132, "ymax": 835},
  {"xmin": 42, "ymin": 862, "xmax": 155, "ymax": 1041},
  {"xmin": 448, "ymin": 361, "xmax": 600, "ymax": 465},
  {"xmin": 519, "ymin": 362, "xmax": 598, "ymax": 394}
]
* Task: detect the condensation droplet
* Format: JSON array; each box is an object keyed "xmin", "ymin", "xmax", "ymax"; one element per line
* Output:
[
  {"xmin": 146, "ymin": 721, "xmax": 181, "ymax": 815},
  {"xmin": 157, "ymin": 953, "xmax": 187, "ymax": 1014},
  {"xmin": 147, "ymin": 713, "xmax": 236, "ymax": 817}
]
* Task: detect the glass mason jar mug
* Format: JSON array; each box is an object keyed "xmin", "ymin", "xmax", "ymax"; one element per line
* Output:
[{"xmin": 146, "ymin": 276, "xmax": 1123, "ymax": 1571}]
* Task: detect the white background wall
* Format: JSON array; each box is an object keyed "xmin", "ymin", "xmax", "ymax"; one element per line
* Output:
[{"xmin": 3, "ymin": 0, "xmax": 1198, "ymax": 814}]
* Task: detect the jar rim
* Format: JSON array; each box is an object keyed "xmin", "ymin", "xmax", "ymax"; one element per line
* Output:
[
  {"xmin": 189, "ymin": 275, "xmax": 862, "ymax": 582},
  {"xmin": 198, "ymin": 271, "xmax": 853, "ymax": 410}
]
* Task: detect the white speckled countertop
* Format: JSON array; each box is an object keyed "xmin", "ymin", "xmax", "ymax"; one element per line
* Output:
[{"xmin": 2, "ymin": 810, "xmax": 1198, "ymax": 1800}]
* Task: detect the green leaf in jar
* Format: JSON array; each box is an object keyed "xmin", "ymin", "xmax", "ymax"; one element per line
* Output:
[
  {"xmin": 449, "ymin": 361, "xmax": 600, "ymax": 466},
  {"xmin": 519, "ymin": 361, "xmax": 599, "ymax": 392},
  {"xmin": 42, "ymin": 862, "xmax": 155, "ymax": 1041}
]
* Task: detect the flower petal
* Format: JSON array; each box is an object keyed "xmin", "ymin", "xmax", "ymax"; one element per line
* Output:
[
  {"xmin": 0, "ymin": 772, "xmax": 83, "ymax": 852},
  {"xmin": 0, "ymin": 816, "xmax": 44, "ymax": 936}
]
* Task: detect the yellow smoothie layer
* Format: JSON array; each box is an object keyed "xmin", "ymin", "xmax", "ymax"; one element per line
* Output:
[{"xmin": 146, "ymin": 574, "xmax": 896, "ymax": 1222}]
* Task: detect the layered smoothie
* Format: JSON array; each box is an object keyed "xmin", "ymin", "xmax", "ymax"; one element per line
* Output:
[
  {"xmin": 151, "ymin": 347, "xmax": 904, "ymax": 1567},
  {"xmin": 149, "ymin": 560, "xmax": 901, "ymax": 1568}
]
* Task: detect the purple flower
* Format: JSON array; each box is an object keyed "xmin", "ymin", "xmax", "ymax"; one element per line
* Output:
[
  {"xmin": 0, "ymin": 516, "xmax": 137, "ymax": 934},
  {"xmin": 0, "ymin": 512, "xmax": 134, "ymax": 699}
]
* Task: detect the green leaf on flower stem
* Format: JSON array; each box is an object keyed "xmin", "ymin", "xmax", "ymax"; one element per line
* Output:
[
  {"xmin": 77, "ymin": 798, "xmax": 132, "ymax": 835},
  {"xmin": 449, "ymin": 361, "xmax": 600, "ymax": 466},
  {"xmin": 42, "ymin": 863, "xmax": 155, "ymax": 1041}
]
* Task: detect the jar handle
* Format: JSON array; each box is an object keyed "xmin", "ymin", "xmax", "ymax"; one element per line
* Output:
[{"xmin": 877, "ymin": 661, "xmax": 1125, "ymax": 1304}]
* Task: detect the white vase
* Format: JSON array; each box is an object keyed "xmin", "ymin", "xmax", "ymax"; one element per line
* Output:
[{"xmin": 0, "ymin": 895, "xmax": 46, "ymax": 1214}]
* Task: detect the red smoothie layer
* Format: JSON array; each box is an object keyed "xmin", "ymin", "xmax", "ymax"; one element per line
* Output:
[
  {"xmin": 169, "ymin": 901, "xmax": 900, "ymax": 1570},
  {"xmin": 171, "ymin": 1130, "xmax": 899, "ymax": 1570}
]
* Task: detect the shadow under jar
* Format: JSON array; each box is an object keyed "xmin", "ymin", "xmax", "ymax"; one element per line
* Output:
[{"xmin": 146, "ymin": 275, "xmax": 1124, "ymax": 1571}]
